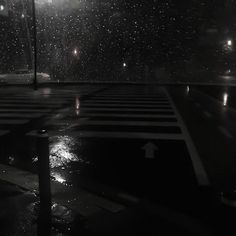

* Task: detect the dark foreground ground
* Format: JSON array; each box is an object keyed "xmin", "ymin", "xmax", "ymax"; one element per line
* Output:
[{"xmin": 1, "ymin": 84, "xmax": 236, "ymax": 235}]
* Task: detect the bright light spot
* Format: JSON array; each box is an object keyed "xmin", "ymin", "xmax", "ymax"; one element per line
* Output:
[
  {"xmin": 123, "ymin": 62, "xmax": 127, "ymax": 68},
  {"xmin": 186, "ymin": 86, "xmax": 190, "ymax": 94},
  {"xmin": 73, "ymin": 49, "xmax": 78, "ymax": 56},
  {"xmin": 21, "ymin": 13, "xmax": 25, "ymax": 18},
  {"xmin": 225, "ymin": 69, "xmax": 231, "ymax": 75},
  {"xmin": 227, "ymin": 40, "xmax": 232, "ymax": 46},
  {"xmin": 75, "ymin": 96, "xmax": 80, "ymax": 110},
  {"xmin": 51, "ymin": 172, "xmax": 66, "ymax": 184},
  {"xmin": 223, "ymin": 93, "xmax": 228, "ymax": 106},
  {"xmin": 0, "ymin": 5, "xmax": 4, "ymax": 11}
]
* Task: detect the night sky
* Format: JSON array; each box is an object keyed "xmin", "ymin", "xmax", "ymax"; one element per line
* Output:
[{"xmin": 0, "ymin": 0, "xmax": 236, "ymax": 81}]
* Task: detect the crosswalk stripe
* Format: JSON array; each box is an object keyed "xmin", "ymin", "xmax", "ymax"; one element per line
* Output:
[
  {"xmin": 78, "ymin": 113, "xmax": 176, "ymax": 118},
  {"xmin": 81, "ymin": 103, "xmax": 171, "ymax": 108},
  {"xmin": 0, "ymin": 109, "xmax": 51, "ymax": 113},
  {"xmin": 80, "ymin": 107, "xmax": 173, "ymax": 112},
  {"xmin": 90, "ymin": 97, "xmax": 169, "ymax": 101},
  {"xmin": 65, "ymin": 120, "xmax": 179, "ymax": 127},
  {"xmin": 84, "ymin": 100, "xmax": 170, "ymax": 105},
  {"xmin": 0, "ymin": 119, "xmax": 29, "ymax": 125},
  {"xmin": 0, "ymin": 113, "xmax": 42, "ymax": 118},
  {"xmin": 48, "ymin": 130, "xmax": 184, "ymax": 140},
  {"xmin": 0, "ymin": 103, "xmax": 61, "ymax": 108}
]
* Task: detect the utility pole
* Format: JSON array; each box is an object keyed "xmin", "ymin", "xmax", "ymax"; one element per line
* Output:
[{"xmin": 31, "ymin": 0, "xmax": 38, "ymax": 90}]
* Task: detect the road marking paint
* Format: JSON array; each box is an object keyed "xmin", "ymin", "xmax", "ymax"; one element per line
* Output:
[
  {"xmin": 0, "ymin": 119, "xmax": 29, "ymax": 125},
  {"xmin": 0, "ymin": 113, "xmax": 42, "ymax": 118},
  {"xmin": 80, "ymin": 107, "xmax": 173, "ymax": 112},
  {"xmin": 218, "ymin": 126, "xmax": 233, "ymax": 139},
  {"xmin": 48, "ymin": 130, "xmax": 184, "ymax": 140},
  {"xmin": 0, "ymin": 109, "xmax": 51, "ymax": 113},
  {"xmin": 78, "ymin": 113, "xmax": 176, "ymax": 119},
  {"xmin": 77, "ymin": 120, "xmax": 180, "ymax": 127},
  {"xmin": 203, "ymin": 111, "xmax": 212, "ymax": 118},
  {"xmin": 81, "ymin": 103, "xmax": 171, "ymax": 108},
  {"xmin": 165, "ymin": 89, "xmax": 210, "ymax": 186},
  {"xmin": 83, "ymin": 100, "xmax": 170, "ymax": 105}
]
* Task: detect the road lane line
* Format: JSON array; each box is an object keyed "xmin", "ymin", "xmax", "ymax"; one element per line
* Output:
[
  {"xmin": 218, "ymin": 126, "xmax": 233, "ymax": 139},
  {"xmin": 165, "ymin": 89, "xmax": 210, "ymax": 186}
]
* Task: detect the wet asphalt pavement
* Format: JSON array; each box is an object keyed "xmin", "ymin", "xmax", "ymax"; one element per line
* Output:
[{"xmin": 1, "ymin": 84, "xmax": 236, "ymax": 235}]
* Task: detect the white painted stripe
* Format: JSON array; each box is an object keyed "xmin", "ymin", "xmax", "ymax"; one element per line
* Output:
[
  {"xmin": 0, "ymin": 119, "xmax": 29, "ymax": 125},
  {"xmin": 80, "ymin": 107, "xmax": 173, "ymax": 112},
  {"xmin": 0, "ymin": 109, "xmax": 51, "ymax": 113},
  {"xmin": 85, "ymin": 100, "xmax": 169, "ymax": 104},
  {"xmin": 47, "ymin": 120, "xmax": 179, "ymax": 127},
  {"xmin": 203, "ymin": 111, "xmax": 212, "ymax": 118},
  {"xmin": 79, "ymin": 120, "xmax": 179, "ymax": 127},
  {"xmin": 165, "ymin": 89, "xmax": 210, "ymax": 186},
  {"xmin": 0, "ymin": 113, "xmax": 42, "ymax": 118},
  {"xmin": 81, "ymin": 103, "xmax": 171, "ymax": 108},
  {"xmin": 78, "ymin": 113, "xmax": 176, "ymax": 118},
  {"xmin": 48, "ymin": 130, "xmax": 184, "ymax": 140},
  {"xmin": 218, "ymin": 126, "xmax": 233, "ymax": 139},
  {"xmin": 0, "ymin": 100, "xmax": 68, "ymax": 105},
  {"xmin": 91, "ymin": 97, "xmax": 169, "ymax": 101},
  {"xmin": 0, "ymin": 103, "xmax": 61, "ymax": 108}
]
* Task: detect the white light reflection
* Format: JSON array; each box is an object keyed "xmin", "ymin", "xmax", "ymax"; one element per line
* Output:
[
  {"xmin": 227, "ymin": 40, "xmax": 232, "ymax": 46},
  {"xmin": 51, "ymin": 172, "xmax": 66, "ymax": 184},
  {"xmin": 186, "ymin": 86, "xmax": 190, "ymax": 95},
  {"xmin": 123, "ymin": 62, "xmax": 127, "ymax": 68},
  {"xmin": 223, "ymin": 93, "xmax": 228, "ymax": 107},
  {"xmin": 0, "ymin": 5, "xmax": 4, "ymax": 11},
  {"xmin": 75, "ymin": 96, "xmax": 80, "ymax": 116},
  {"xmin": 49, "ymin": 135, "xmax": 82, "ymax": 168}
]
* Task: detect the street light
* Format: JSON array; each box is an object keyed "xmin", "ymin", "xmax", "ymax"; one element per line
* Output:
[{"xmin": 0, "ymin": 5, "xmax": 4, "ymax": 11}]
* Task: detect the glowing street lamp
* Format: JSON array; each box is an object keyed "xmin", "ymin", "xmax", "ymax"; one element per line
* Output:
[
  {"xmin": 123, "ymin": 62, "xmax": 127, "ymax": 68},
  {"xmin": 0, "ymin": 5, "xmax": 4, "ymax": 11}
]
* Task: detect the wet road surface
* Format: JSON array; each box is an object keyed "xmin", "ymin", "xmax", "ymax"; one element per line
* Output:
[{"xmin": 1, "ymin": 84, "xmax": 236, "ymax": 234}]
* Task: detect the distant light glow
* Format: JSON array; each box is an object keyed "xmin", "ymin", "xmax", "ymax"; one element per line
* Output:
[
  {"xmin": 223, "ymin": 93, "xmax": 228, "ymax": 106},
  {"xmin": 21, "ymin": 13, "xmax": 25, "ymax": 18},
  {"xmin": 186, "ymin": 86, "xmax": 190, "ymax": 94},
  {"xmin": 0, "ymin": 5, "xmax": 4, "ymax": 11},
  {"xmin": 73, "ymin": 49, "xmax": 78, "ymax": 56},
  {"xmin": 227, "ymin": 40, "xmax": 232, "ymax": 46},
  {"xmin": 123, "ymin": 62, "xmax": 127, "ymax": 68},
  {"xmin": 75, "ymin": 96, "xmax": 80, "ymax": 110}
]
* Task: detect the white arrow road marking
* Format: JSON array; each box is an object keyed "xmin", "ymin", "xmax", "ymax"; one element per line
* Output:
[{"xmin": 142, "ymin": 142, "xmax": 159, "ymax": 159}]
